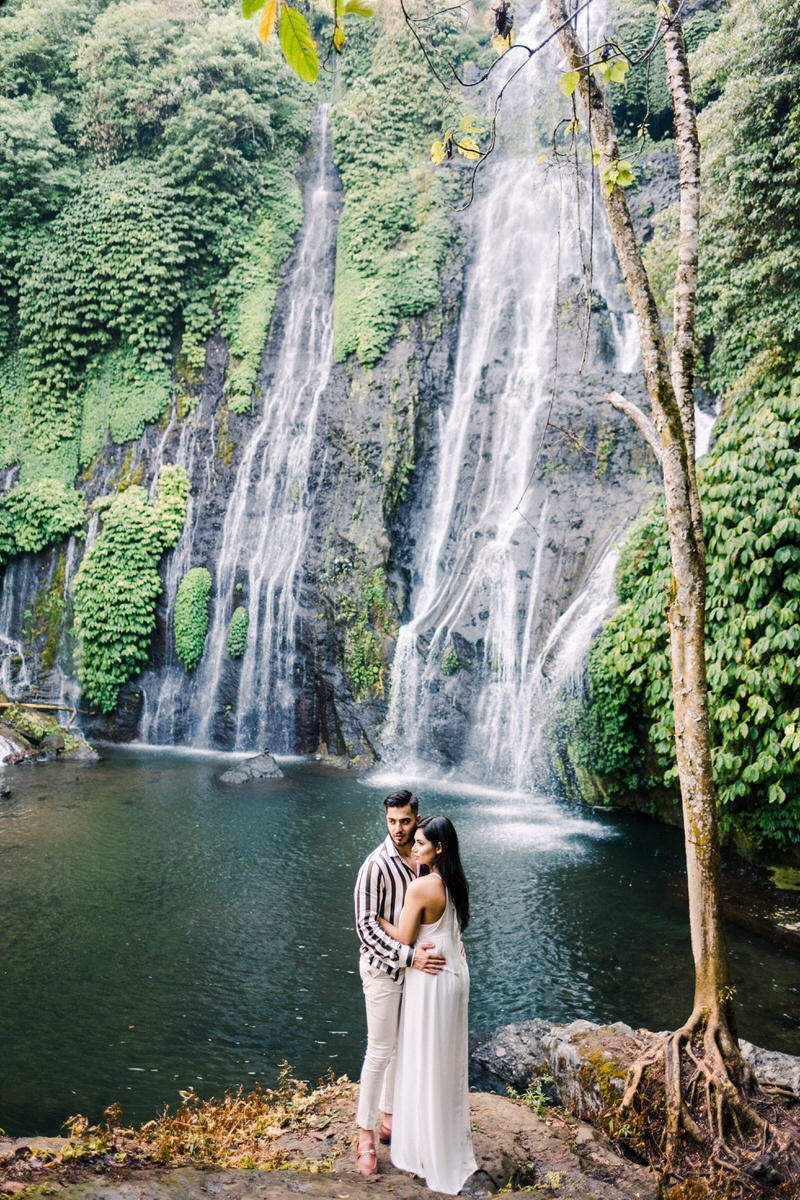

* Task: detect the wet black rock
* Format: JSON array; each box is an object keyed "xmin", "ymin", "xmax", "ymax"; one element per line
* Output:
[{"xmin": 219, "ymin": 751, "xmax": 284, "ymax": 784}]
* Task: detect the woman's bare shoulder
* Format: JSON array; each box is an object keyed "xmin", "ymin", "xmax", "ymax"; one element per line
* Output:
[{"xmin": 410, "ymin": 873, "xmax": 445, "ymax": 896}]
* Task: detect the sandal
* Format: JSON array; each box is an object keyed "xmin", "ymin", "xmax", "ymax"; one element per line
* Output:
[
  {"xmin": 355, "ymin": 1142, "xmax": 378, "ymax": 1176},
  {"xmin": 378, "ymin": 1123, "xmax": 392, "ymax": 1145}
]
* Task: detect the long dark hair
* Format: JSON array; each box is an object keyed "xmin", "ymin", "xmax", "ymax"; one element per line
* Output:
[{"xmin": 417, "ymin": 815, "xmax": 470, "ymax": 932}]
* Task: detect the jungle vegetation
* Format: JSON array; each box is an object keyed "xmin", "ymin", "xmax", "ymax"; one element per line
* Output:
[
  {"xmin": 0, "ymin": 0, "xmax": 798, "ymax": 861},
  {"xmin": 569, "ymin": 0, "xmax": 800, "ymax": 855}
]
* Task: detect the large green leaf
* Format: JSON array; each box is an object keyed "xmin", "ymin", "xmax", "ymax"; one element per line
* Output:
[
  {"xmin": 242, "ymin": 0, "xmax": 263, "ymax": 17},
  {"xmin": 279, "ymin": 6, "xmax": 318, "ymax": 82}
]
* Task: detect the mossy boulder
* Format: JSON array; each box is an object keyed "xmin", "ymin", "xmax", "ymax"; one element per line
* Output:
[{"xmin": 0, "ymin": 697, "xmax": 97, "ymax": 761}]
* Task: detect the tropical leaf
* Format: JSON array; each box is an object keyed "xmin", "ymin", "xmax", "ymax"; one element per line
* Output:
[
  {"xmin": 560, "ymin": 69, "xmax": 580, "ymax": 97},
  {"xmin": 457, "ymin": 135, "xmax": 480, "ymax": 160},
  {"xmin": 279, "ymin": 5, "xmax": 318, "ymax": 81},
  {"xmin": 596, "ymin": 56, "xmax": 629, "ymax": 84},
  {"xmin": 259, "ymin": 0, "xmax": 279, "ymax": 41},
  {"xmin": 607, "ymin": 57, "xmax": 629, "ymax": 83},
  {"xmin": 344, "ymin": 0, "xmax": 374, "ymax": 15},
  {"xmin": 600, "ymin": 157, "xmax": 636, "ymax": 192},
  {"xmin": 242, "ymin": 0, "xmax": 262, "ymax": 15},
  {"xmin": 459, "ymin": 115, "xmax": 485, "ymax": 134},
  {"xmin": 333, "ymin": 21, "xmax": 345, "ymax": 49},
  {"xmin": 431, "ymin": 140, "xmax": 446, "ymax": 165},
  {"xmin": 492, "ymin": 31, "xmax": 513, "ymax": 56}
]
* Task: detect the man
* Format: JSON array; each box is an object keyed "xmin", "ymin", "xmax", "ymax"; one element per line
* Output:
[{"xmin": 353, "ymin": 789, "xmax": 446, "ymax": 1175}]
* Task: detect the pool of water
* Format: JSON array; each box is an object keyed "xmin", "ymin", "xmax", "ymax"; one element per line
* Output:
[{"xmin": 0, "ymin": 747, "xmax": 797, "ymax": 1135}]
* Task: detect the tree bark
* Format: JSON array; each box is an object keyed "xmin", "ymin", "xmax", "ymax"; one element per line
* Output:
[{"xmin": 546, "ymin": 0, "xmax": 737, "ymax": 1035}]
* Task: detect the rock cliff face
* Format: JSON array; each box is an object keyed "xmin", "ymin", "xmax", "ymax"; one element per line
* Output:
[{"xmin": 0, "ymin": 92, "xmax": 657, "ymax": 773}]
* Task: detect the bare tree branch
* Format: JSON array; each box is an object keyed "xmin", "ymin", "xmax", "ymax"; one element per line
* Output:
[{"xmin": 605, "ymin": 389, "xmax": 663, "ymax": 469}]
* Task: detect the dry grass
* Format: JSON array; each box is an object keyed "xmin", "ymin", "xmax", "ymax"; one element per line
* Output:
[{"xmin": 65, "ymin": 1066, "xmax": 358, "ymax": 1172}]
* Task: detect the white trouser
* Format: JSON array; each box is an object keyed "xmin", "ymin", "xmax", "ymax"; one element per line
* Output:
[{"xmin": 355, "ymin": 958, "xmax": 404, "ymax": 1131}]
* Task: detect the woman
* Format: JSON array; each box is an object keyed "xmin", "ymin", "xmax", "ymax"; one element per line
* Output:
[{"xmin": 378, "ymin": 815, "xmax": 477, "ymax": 1195}]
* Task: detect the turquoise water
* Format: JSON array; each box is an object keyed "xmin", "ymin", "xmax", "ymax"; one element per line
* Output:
[{"xmin": 0, "ymin": 747, "xmax": 797, "ymax": 1135}]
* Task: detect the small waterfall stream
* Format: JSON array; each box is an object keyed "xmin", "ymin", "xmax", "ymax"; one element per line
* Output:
[
  {"xmin": 139, "ymin": 104, "xmax": 339, "ymax": 750},
  {"xmin": 0, "ymin": 539, "xmax": 82, "ymax": 712},
  {"xmin": 383, "ymin": 4, "xmax": 643, "ymax": 789}
]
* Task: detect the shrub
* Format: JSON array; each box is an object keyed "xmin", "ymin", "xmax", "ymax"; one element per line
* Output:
[
  {"xmin": 73, "ymin": 465, "xmax": 189, "ymax": 711},
  {"xmin": 0, "ymin": 477, "xmax": 85, "ymax": 566},
  {"xmin": 174, "ymin": 566, "xmax": 212, "ymax": 671},
  {"xmin": 441, "ymin": 643, "xmax": 461, "ymax": 676},
  {"xmin": 226, "ymin": 606, "xmax": 249, "ymax": 659},
  {"xmin": 578, "ymin": 391, "xmax": 800, "ymax": 849}
]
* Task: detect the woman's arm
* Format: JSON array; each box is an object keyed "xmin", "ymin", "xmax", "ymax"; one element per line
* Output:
[
  {"xmin": 378, "ymin": 878, "xmax": 446, "ymax": 949},
  {"xmin": 397, "ymin": 876, "xmax": 444, "ymax": 946},
  {"xmin": 377, "ymin": 915, "xmax": 400, "ymax": 940}
]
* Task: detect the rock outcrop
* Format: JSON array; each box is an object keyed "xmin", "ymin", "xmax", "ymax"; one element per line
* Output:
[
  {"xmin": 219, "ymin": 751, "xmax": 284, "ymax": 784},
  {"xmin": 472, "ymin": 1018, "xmax": 800, "ymax": 1118},
  {"xmin": 0, "ymin": 697, "xmax": 98, "ymax": 765}
]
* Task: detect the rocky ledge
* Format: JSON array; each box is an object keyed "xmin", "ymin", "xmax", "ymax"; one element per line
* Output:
[
  {"xmin": 472, "ymin": 1018, "xmax": 800, "ymax": 1118},
  {"xmin": 0, "ymin": 695, "xmax": 98, "ymax": 769},
  {"xmin": 0, "ymin": 1090, "xmax": 658, "ymax": 1200}
]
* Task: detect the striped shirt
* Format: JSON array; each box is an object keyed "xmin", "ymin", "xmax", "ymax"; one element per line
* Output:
[{"xmin": 354, "ymin": 834, "xmax": 417, "ymax": 979}]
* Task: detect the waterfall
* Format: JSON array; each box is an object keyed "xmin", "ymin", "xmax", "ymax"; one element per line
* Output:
[
  {"xmin": 0, "ymin": 559, "xmax": 36, "ymax": 699},
  {"xmin": 138, "ymin": 104, "xmax": 339, "ymax": 751},
  {"xmin": 535, "ymin": 541, "xmax": 620, "ymax": 695},
  {"xmin": 383, "ymin": 3, "xmax": 645, "ymax": 789},
  {"xmin": 0, "ymin": 539, "xmax": 82, "ymax": 712}
]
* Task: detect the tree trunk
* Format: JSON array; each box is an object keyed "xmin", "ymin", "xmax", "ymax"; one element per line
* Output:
[{"xmin": 546, "ymin": 0, "xmax": 739, "ymax": 1051}]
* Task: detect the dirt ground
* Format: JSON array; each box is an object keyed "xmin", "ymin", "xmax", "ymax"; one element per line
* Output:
[{"xmin": 0, "ymin": 1091, "xmax": 658, "ymax": 1200}]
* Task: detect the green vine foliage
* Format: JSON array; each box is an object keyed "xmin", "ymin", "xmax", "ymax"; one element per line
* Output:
[
  {"xmin": 341, "ymin": 567, "xmax": 397, "ymax": 700},
  {"xmin": 80, "ymin": 345, "xmax": 171, "ymax": 465},
  {"xmin": 578, "ymin": 393, "xmax": 800, "ymax": 850},
  {"xmin": 329, "ymin": 14, "xmax": 485, "ymax": 365},
  {"xmin": 607, "ymin": 0, "xmax": 719, "ymax": 142},
  {"xmin": 73, "ymin": 465, "xmax": 189, "ymax": 711},
  {"xmin": 0, "ymin": 0, "xmax": 313, "ymax": 568},
  {"xmin": 174, "ymin": 566, "xmax": 213, "ymax": 671},
  {"xmin": 441, "ymin": 643, "xmax": 461, "ymax": 676},
  {"xmin": 215, "ymin": 161, "xmax": 304, "ymax": 414},
  {"xmin": 0, "ymin": 478, "xmax": 85, "ymax": 567},
  {"xmin": 226, "ymin": 605, "xmax": 250, "ymax": 658},
  {"xmin": 19, "ymin": 162, "xmax": 191, "ymax": 453},
  {"xmin": 574, "ymin": 0, "xmax": 800, "ymax": 853},
  {"xmin": 692, "ymin": 0, "xmax": 800, "ymax": 401}
]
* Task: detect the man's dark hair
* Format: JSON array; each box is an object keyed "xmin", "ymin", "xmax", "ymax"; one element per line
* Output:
[{"xmin": 383, "ymin": 789, "xmax": 419, "ymax": 814}]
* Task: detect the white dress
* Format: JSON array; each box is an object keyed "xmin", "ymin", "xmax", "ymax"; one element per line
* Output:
[{"xmin": 390, "ymin": 892, "xmax": 477, "ymax": 1195}]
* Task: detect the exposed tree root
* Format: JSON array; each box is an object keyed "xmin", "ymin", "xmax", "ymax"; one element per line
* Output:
[{"xmin": 611, "ymin": 1012, "xmax": 800, "ymax": 1198}]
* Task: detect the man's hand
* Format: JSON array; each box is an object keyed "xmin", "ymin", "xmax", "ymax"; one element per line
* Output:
[{"xmin": 412, "ymin": 942, "xmax": 446, "ymax": 974}]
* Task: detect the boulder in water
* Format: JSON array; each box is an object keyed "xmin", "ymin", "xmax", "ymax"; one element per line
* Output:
[{"xmin": 219, "ymin": 751, "xmax": 283, "ymax": 785}]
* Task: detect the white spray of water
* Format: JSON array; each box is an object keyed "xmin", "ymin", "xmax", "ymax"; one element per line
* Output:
[{"xmin": 384, "ymin": 2, "xmax": 640, "ymax": 789}]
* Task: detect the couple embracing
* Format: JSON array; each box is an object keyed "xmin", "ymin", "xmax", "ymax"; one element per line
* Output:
[{"xmin": 353, "ymin": 789, "xmax": 477, "ymax": 1195}]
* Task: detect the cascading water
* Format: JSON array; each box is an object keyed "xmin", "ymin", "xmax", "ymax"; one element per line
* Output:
[
  {"xmin": 138, "ymin": 104, "xmax": 339, "ymax": 750},
  {"xmin": 0, "ymin": 539, "xmax": 82, "ymax": 712},
  {"xmin": 383, "ymin": 3, "xmax": 645, "ymax": 789}
]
